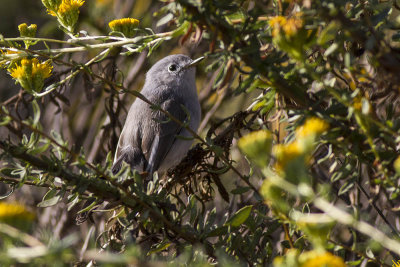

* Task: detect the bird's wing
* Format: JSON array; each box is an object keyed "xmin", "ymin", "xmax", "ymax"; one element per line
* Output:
[
  {"xmin": 142, "ymin": 97, "xmax": 187, "ymax": 174},
  {"xmin": 112, "ymin": 102, "xmax": 146, "ymax": 174}
]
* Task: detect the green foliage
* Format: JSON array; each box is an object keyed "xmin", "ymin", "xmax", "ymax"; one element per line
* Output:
[{"xmin": 0, "ymin": 0, "xmax": 400, "ymax": 266}]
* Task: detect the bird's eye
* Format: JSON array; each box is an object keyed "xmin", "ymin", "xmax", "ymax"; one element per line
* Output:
[{"xmin": 168, "ymin": 64, "xmax": 178, "ymax": 72}]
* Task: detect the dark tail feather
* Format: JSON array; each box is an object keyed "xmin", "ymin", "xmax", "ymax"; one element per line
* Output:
[{"xmin": 112, "ymin": 146, "xmax": 147, "ymax": 174}]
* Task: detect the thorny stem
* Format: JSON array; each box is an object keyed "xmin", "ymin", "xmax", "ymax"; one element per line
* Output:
[
  {"xmin": 0, "ymin": 32, "xmax": 173, "ymax": 55},
  {"xmin": 34, "ymin": 48, "xmax": 111, "ymax": 97},
  {"xmin": 0, "ymin": 31, "xmax": 173, "ymax": 54},
  {"xmin": 0, "ymin": 141, "xmax": 205, "ymax": 251}
]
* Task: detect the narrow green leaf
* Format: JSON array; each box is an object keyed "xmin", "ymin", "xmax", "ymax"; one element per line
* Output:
[
  {"xmin": 231, "ymin": 186, "xmax": 251, "ymax": 195},
  {"xmin": 32, "ymin": 100, "xmax": 40, "ymax": 126},
  {"xmin": 324, "ymin": 43, "xmax": 338, "ymax": 57},
  {"xmin": 37, "ymin": 188, "xmax": 63, "ymax": 207},
  {"xmin": 156, "ymin": 13, "xmax": 174, "ymax": 28},
  {"xmin": 225, "ymin": 205, "xmax": 252, "ymax": 227}
]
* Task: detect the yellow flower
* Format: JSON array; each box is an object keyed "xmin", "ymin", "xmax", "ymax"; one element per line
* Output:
[
  {"xmin": 58, "ymin": 0, "xmax": 84, "ymax": 15},
  {"xmin": 283, "ymin": 16, "xmax": 304, "ymax": 37},
  {"xmin": 273, "ymin": 141, "xmax": 304, "ymax": 169},
  {"xmin": 296, "ymin": 117, "xmax": 329, "ymax": 139},
  {"xmin": 48, "ymin": 10, "xmax": 57, "ymax": 17},
  {"xmin": 238, "ymin": 129, "xmax": 273, "ymax": 167},
  {"xmin": 9, "ymin": 58, "xmax": 53, "ymax": 93},
  {"xmin": 269, "ymin": 13, "xmax": 304, "ymax": 37},
  {"xmin": 109, "ymin": 18, "xmax": 140, "ymax": 37},
  {"xmin": 0, "ymin": 202, "xmax": 35, "ymax": 222},
  {"xmin": 269, "ymin": 16, "xmax": 287, "ymax": 37},
  {"xmin": 46, "ymin": 0, "xmax": 84, "ymax": 31},
  {"xmin": 299, "ymin": 251, "xmax": 346, "ymax": 267}
]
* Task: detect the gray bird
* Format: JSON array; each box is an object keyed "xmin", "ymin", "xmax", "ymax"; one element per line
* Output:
[{"xmin": 112, "ymin": 54, "xmax": 202, "ymax": 175}]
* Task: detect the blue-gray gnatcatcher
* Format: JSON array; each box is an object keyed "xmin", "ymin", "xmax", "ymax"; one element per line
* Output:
[{"xmin": 112, "ymin": 54, "xmax": 202, "ymax": 175}]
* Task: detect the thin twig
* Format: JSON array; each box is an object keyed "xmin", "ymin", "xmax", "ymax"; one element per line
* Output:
[{"xmin": 356, "ymin": 180, "xmax": 400, "ymax": 237}]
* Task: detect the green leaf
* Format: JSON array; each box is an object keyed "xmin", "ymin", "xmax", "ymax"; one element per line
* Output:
[
  {"xmin": 148, "ymin": 39, "xmax": 164, "ymax": 56},
  {"xmin": 207, "ymin": 225, "xmax": 228, "ymax": 237},
  {"xmin": 147, "ymin": 241, "xmax": 172, "ymax": 255},
  {"xmin": 317, "ymin": 22, "xmax": 339, "ymax": 45},
  {"xmin": 347, "ymin": 259, "xmax": 363, "ymax": 266},
  {"xmin": 156, "ymin": 13, "xmax": 174, "ymax": 27},
  {"xmin": 32, "ymin": 99, "xmax": 41, "ymax": 126},
  {"xmin": 29, "ymin": 142, "xmax": 50, "ymax": 155},
  {"xmin": 225, "ymin": 205, "xmax": 252, "ymax": 227},
  {"xmin": 171, "ymin": 21, "xmax": 190, "ymax": 38},
  {"xmin": 37, "ymin": 188, "xmax": 63, "ymax": 207},
  {"xmin": 0, "ymin": 115, "xmax": 11, "ymax": 126},
  {"xmin": 324, "ymin": 43, "xmax": 338, "ymax": 57},
  {"xmin": 231, "ymin": 186, "xmax": 251, "ymax": 195},
  {"xmin": 338, "ymin": 180, "xmax": 354, "ymax": 195}
]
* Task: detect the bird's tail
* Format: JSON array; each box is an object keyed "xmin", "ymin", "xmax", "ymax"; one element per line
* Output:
[{"xmin": 111, "ymin": 146, "xmax": 147, "ymax": 174}]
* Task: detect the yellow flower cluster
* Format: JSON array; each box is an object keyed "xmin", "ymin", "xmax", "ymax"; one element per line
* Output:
[
  {"xmin": 296, "ymin": 117, "xmax": 329, "ymax": 139},
  {"xmin": 273, "ymin": 142, "xmax": 303, "ymax": 169},
  {"xmin": 58, "ymin": 0, "xmax": 84, "ymax": 16},
  {"xmin": 0, "ymin": 202, "xmax": 35, "ymax": 222},
  {"xmin": 43, "ymin": 0, "xmax": 84, "ymax": 31},
  {"xmin": 269, "ymin": 13, "xmax": 304, "ymax": 37},
  {"xmin": 269, "ymin": 16, "xmax": 287, "ymax": 37},
  {"xmin": 9, "ymin": 58, "xmax": 53, "ymax": 93},
  {"xmin": 273, "ymin": 117, "xmax": 328, "ymax": 170},
  {"xmin": 109, "ymin": 18, "xmax": 140, "ymax": 37},
  {"xmin": 300, "ymin": 251, "xmax": 346, "ymax": 267},
  {"xmin": 274, "ymin": 249, "xmax": 346, "ymax": 267}
]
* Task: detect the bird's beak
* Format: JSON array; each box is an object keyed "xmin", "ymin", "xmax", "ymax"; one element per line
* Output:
[{"xmin": 185, "ymin": 56, "xmax": 204, "ymax": 68}]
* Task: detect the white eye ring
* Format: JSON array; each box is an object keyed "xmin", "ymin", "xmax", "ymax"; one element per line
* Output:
[{"xmin": 168, "ymin": 64, "xmax": 178, "ymax": 72}]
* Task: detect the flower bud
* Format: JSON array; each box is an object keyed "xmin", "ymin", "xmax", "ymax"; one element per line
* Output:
[
  {"xmin": 41, "ymin": 0, "xmax": 62, "ymax": 11},
  {"xmin": 18, "ymin": 23, "xmax": 37, "ymax": 38},
  {"xmin": 238, "ymin": 129, "xmax": 273, "ymax": 167},
  {"xmin": 109, "ymin": 18, "xmax": 140, "ymax": 37}
]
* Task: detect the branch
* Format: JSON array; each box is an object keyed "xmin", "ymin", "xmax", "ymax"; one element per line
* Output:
[{"xmin": 0, "ymin": 141, "xmax": 203, "ymax": 247}]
